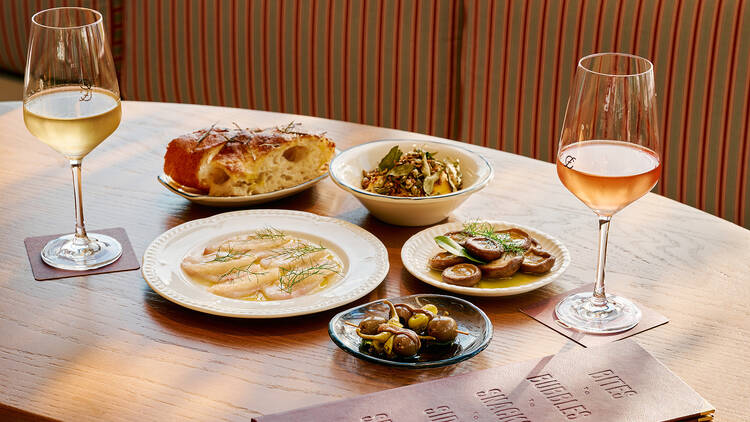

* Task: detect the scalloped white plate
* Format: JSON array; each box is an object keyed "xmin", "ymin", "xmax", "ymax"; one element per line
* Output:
[
  {"xmin": 142, "ymin": 210, "xmax": 389, "ymax": 318},
  {"xmin": 401, "ymin": 221, "xmax": 570, "ymax": 296}
]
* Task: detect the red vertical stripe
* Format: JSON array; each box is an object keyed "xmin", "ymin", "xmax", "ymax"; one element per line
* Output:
[
  {"xmin": 718, "ymin": 0, "xmax": 745, "ymax": 218},
  {"xmin": 531, "ymin": 0, "xmax": 549, "ymax": 159},
  {"xmin": 309, "ymin": 0, "xmax": 317, "ymax": 116},
  {"xmin": 648, "ymin": 0, "xmax": 665, "ymax": 60},
  {"xmin": 0, "ymin": 6, "xmax": 15, "ymax": 71},
  {"xmin": 392, "ymin": 0, "xmax": 402, "ymax": 128},
  {"xmin": 645, "ymin": 0, "xmax": 666, "ymax": 192},
  {"xmin": 18, "ymin": 0, "xmax": 29, "ymax": 70},
  {"xmin": 244, "ymin": 1, "xmax": 255, "ymax": 109},
  {"xmin": 409, "ymin": 0, "xmax": 419, "ymax": 132},
  {"xmin": 9, "ymin": 0, "xmax": 22, "ymax": 70},
  {"xmin": 612, "ymin": 0, "xmax": 625, "ymax": 51},
  {"xmin": 117, "ymin": 0, "xmax": 126, "ymax": 99},
  {"xmin": 736, "ymin": 56, "xmax": 750, "ymax": 224},
  {"xmin": 573, "ymin": 0, "xmax": 586, "ymax": 69},
  {"xmin": 186, "ymin": 0, "xmax": 196, "ymax": 104},
  {"xmin": 170, "ymin": 0, "xmax": 181, "ymax": 103},
  {"xmin": 130, "ymin": 0, "xmax": 139, "ymax": 100},
  {"xmin": 215, "ymin": 1, "xmax": 225, "ymax": 106},
  {"xmin": 376, "ymin": 0, "xmax": 384, "ymax": 126},
  {"xmin": 697, "ymin": 0, "xmax": 725, "ymax": 209},
  {"xmin": 199, "ymin": 0, "xmax": 210, "ymax": 104},
  {"xmin": 467, "ymin": 0, "xmax": 479, "ymax": 144},
  {"xmin": 550, "ymin": 1, "xmax": 569, "ymax": 160},
  {"xmin": 276, "ymin": 0, "xmax": 285, "ymax": 111},
  {"xmin": 480, "ymin": 0, "xmax": 497, "ymax": 148},
  {"xmin": 229, "ymin": 0, "xmax": 239, "ymax": 107},
  {"xmin": 358, "ymin": 2, "xmax": 367, "ymax": 123},
  {"xmin": 497, "ymin": 0, "xmax": 512, "ymax": 150},
  {"xmin": 342, "ymin": 0, "xmax": 350, "ymax": 121},
  {"xmin": 261, "ymin": 0, "xmax": 270, "ymax": 110},
  {"xmin": 445, "ymin": 0, "xmax": 458, "ymax": 138},
  {"xmin": 513, "ymin": 0, "xmax": 531, "ymax": 154},
  {"xmin": 155, "ymin": 1, "xmax": 167, "ymax": 101},
  {"xmin": 592, "ymin": 0, "xmax": 605, "ymax": 52},
  {"xmin": 427, "ymin": 0, "xmax": 438, "ymax": 135},
  {"xmin": 293, "ymin": 1, "xmax": 301, "ymax": 113},
  {"xmin": 678, "ymin": 1, "xmax": 707, "ymax": 202},
  {"xmin": 144, "ymin": 0, "xmax": 153, "ymax": 100},
  {"xmin": 631, "ymin": 0, "xmax": 644, "ymax": 53},
  {"xmin": 325, "ymin": 0, "xmax": 333, "ymax": 117}
]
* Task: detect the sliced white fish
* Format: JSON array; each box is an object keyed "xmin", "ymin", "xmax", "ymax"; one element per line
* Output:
[
  {"xmin": 259, "ymin": 249, "xmax": 329, "ymax": 269},
  {"xmin": 203, "ymin": 237, "xmax": 289, "ymax": 254},
  {"xmin": 208, "ymin": 267, "xmax": 280, "ymax": 298},
  {"xmin": 181, "ymin": 254, "xmax": 259, "ymax": 283},
  {"xmin": 263, "ymin": 270, "xmax": 338, "ymax": 300},
  {"xmin": 262, "ymin": 255, "xmax": 340, "ymax": 300}
]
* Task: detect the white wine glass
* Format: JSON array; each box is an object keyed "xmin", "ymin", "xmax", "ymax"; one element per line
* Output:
[
  {"xmin": 23, "ymin": 7, "xmax": 122, "ymax": 270},
  {"xmin": 555, "ymin": 53, "xmax": 660, "ymax": 333}
]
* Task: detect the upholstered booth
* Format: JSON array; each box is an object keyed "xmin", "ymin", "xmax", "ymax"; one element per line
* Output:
[{"xmin": 2, "ymin": 0, "xmax": 749, "ymax": 226}]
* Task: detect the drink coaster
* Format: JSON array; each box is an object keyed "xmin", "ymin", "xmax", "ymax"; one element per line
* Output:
[
  {"xmin": 520, "ymin": 283, "xmax": 668, "ymax": 347},
  {"xmin": 24, "ymin": 228, "xmax": 140, "ymax": 281}
]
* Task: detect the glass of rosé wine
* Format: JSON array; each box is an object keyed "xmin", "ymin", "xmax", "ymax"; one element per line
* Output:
[{"xmin": 555, "ymin": 53, "xmax": 660, "ymax": 334}]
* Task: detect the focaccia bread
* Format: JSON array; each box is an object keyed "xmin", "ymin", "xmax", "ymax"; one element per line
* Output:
[{"xmin": 164, "ymin": 124, "xmax": 336, "ymax": 196}]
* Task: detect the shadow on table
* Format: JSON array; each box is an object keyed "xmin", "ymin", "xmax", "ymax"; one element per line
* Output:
[{"xmin": 141, "ymin": 276, "xmax": 391, "ymax": 341}]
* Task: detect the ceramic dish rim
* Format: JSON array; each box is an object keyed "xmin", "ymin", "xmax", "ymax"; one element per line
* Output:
[
  {"xmin": 329, "ymin": 139, "xmax": 494, "ymax": 202},
  {"xmin": 141, "ymin": 209, "xmax": 389, "ymax": 318}
]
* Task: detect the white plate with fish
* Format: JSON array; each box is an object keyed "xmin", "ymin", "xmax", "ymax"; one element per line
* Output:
[
  {"xmin": 142, "ymin": 209, "xmax": 389, "ymax": 318},
  {"xmin": 401, "ymin": 221, "xmax": 570, "ymax": 296}
]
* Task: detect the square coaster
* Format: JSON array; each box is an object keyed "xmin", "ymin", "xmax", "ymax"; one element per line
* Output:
[
  {"xmin": 520, "ymin": 283, "xmax": 669, "ymax": 347},
  {"xmin": 24, "ymin": 228, "xmax": 140, "ymax": 281}
]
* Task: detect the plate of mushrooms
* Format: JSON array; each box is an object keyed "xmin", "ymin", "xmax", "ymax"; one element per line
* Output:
[
  {"xmin": 329, "ymin": 294, "xmax": 492, "ymax": 368},
  {"xmin": 401, "ymin": 220, "xmax": 570, "ymax": 297}
]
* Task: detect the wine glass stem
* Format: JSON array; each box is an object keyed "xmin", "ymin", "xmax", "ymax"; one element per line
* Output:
[
  {"xmin": 592, "ymin": 216, "xmax": 612, "ymax": 307},
  {"xmin": 70, "ymin": 159, "xmax": 89, "ymax": 241}
]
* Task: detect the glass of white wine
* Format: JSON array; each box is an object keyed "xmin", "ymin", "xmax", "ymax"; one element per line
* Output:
[{"xmin": 23, "ymin": 7, "xmax": 122, "ymax": 270}]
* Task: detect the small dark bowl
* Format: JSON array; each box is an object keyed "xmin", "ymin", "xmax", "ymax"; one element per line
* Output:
[{"xmin": 328, "ymin": 294, "xmax": 492, "ymax": 368}]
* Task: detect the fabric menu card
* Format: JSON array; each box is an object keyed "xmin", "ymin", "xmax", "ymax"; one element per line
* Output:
[{"xmin": 254, "ymin": 340, "xmax": 713, "ymax": 422}]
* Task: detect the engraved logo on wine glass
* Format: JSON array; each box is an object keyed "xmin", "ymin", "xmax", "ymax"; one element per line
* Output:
[
  {"xmin": 563, "ymin": 155, "xmax": 576, "ymax": 169},
  {"xmin": 79, "ymin": 79, "xmax": 92, "ymax": 101}
]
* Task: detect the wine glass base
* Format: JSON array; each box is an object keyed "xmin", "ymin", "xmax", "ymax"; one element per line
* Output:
[
  {"xmin": 554, "ymin": 291, "xmax": 642, "ymax": 334},
  {"xmin": 41, "ymin": 233, "xmax": 122, "ymax": 271}
]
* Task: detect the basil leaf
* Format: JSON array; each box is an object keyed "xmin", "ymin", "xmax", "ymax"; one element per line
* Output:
[
  {"xmin": 388, "ymin": 163, "xmax": 414, "ymax": 177},
  {"xmin": 434, "ymin": 236, "xmax": 487, "ymax": 264},
  {"xmin": 378, "ymin": 146, "xmax": 402, "ymax": 170}
]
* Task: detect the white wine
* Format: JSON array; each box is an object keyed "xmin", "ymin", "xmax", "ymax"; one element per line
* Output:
[{"xmin": 24, "ymin": 86, "xmax": 121, "ymax": 159}]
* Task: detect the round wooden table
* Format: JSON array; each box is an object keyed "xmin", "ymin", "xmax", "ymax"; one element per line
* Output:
[{"xmin": 0, "ymin": 101, "xmax": 748, "ymax": 421}]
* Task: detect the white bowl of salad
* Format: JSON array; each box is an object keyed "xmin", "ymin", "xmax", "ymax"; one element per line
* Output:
[{"xmin": 329, "ymin": 139, "xmax": 494, "ymax": 226}]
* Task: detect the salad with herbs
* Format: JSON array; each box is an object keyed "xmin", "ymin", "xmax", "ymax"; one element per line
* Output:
[{"xmin": 361, "ymin": 146, "xmax": 463, "ymax": 197}]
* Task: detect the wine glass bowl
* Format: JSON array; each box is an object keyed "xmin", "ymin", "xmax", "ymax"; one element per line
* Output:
[
  {"xmin": 23, "ymin": 7, "xmax": 122, "ymax": 270},
  {"xmin": 554, "ymin": 53, "xmax": 660, "ymax": 334}
]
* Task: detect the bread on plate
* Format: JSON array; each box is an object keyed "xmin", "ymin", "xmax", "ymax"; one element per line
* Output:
[{"xmin": 164, "ymin": 124, "xmax": 335, "ymax": 196}]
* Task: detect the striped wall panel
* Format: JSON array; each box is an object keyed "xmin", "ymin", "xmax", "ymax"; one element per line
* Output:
[
  {"xmin": 0, "ymin": 0, "xmax": 117, "ymax": 75},
  {"xmin": 460, "ymin": 0, "xmax": 750, "ymax": 226},
  {"xmin": 4, "ymin": 0, "xmax": 749, "ymax": 228},
  {"xmin": 118, "ymin": 0, "xmax": 461, "ymax": 138}
]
